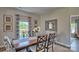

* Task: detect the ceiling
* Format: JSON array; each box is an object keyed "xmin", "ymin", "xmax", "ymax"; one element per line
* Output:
[{"xmin": 16, "ymin": 7, "xmax": 58, "ymax": 15}]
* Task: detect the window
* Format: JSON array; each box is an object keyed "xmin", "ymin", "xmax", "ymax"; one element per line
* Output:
[{"xmin": 19, "ymin": 21, "xmax": 29, "ymax": 39}]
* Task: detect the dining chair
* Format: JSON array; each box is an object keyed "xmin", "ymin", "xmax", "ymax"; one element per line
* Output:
[
  {"xmin": 29, "ymin": 35, "xmax": 47, "ymax": 52},
  {"xmin": 3, "ymin": 36, "xmax": 15, "ymax": 52},
  {"xmin": 46, "ymin": 33, "xmax": 56, "ymax": 52}
]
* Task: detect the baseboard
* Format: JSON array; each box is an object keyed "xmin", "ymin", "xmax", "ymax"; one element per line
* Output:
[{"xmin": 55, "ymin": 41, "xmax": 71, "ymax": 48}]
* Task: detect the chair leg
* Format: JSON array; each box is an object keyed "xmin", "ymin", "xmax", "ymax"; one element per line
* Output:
[
  {"xmin": 46, "ymin": 45, "xmax": 49, "ymax": 52},
  {"xmin": 47, "ymin": 48, "xmax": 48, "ymax": 52},
  {"xmin": 44, "ymin": 48, "xmax": 45, "ymax": 52},
  {"xmin": 52, "ymin": 46, "xmax": 53, "ymax": 51},
  {"xmin": 52, "ymin": 43, "xmax": 54, "ymax": 52}
]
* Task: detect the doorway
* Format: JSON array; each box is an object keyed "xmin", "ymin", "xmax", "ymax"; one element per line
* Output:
[{"xmin": 70, "ymin": 15, "xmax": 79, "ymax": 52}]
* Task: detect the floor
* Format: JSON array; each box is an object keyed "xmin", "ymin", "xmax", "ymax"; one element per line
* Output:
[
  {"xmin": 71, "ymin": 38, "xmax": 79, "ymax": 52},
  {"xmin": 48, "ymin": 44, "xmax": 72, "ymax": 52}
]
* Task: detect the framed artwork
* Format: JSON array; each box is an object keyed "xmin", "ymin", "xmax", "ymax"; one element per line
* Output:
[
  {"xmin": 3, "ymin": 23, "xmax": 13, "ymax": 32},
  {"xmin": 3, "ymin": 15, "xmax": 13, "ymax": 32},
  {"xmin": 45, "ymin": 19, "xmax": 57, "ymax": 31},
  {"xmin": 3, "ymin": 15, "xmax": 13, "ymax": 23}
]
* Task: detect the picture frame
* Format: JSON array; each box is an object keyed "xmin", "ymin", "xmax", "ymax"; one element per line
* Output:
[
  {"xmin": 3, "ymin": 15, "xmax": 13, "ymax": 32},
  {"xmin": 3, "ymin": 23, "xmax": 13, "ymax": 32},
  {"xmin": 3, "ymin": 15, "xmax": 13, "ymax": 23},
  {"xmin": 45, "ymin": 19, "xmax": 57, "ymax": 31}
]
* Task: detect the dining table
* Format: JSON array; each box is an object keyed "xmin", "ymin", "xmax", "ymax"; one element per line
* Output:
[{"xmin": 12, "ymin": 37, "xmax": 38, "ymax": 52}]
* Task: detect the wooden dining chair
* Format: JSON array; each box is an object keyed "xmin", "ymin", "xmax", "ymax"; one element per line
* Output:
[
  {"xmin": 29, "ymin": 35, "xmax": 47, "ymax": 52},
  {"xmin": 46, "ymin": 33, "xmax": 56, "ymax": 52},
  {"xmin": 36, "ymin": 35, "xmax": 48, "ymax": 52}
]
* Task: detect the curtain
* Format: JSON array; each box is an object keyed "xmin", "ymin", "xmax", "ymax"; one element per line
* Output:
[
  {"xmin": 28, "ymin": 17, "xmax": 32, "ymax": 37},
  {"xmin": 15, "ymin": 14, "xmax": 20, "ymax": 39}
]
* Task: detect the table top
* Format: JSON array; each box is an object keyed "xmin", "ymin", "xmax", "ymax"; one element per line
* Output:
[{"xmin": 12, "ymin": 37, "xmax": 37, "ymax": 51}]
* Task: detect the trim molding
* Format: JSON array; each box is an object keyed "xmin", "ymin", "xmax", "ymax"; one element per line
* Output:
[{"xmin": 55, "ymin": 41, "xmax": 71, "ymax": 48}]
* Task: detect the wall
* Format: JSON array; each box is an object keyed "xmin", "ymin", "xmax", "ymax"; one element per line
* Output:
[
  {"xmin": 0, "ymin": 7, "xmax": 40, "ymax": 45},
  {"xmin": 40, "ymin": 7, "xmax": 79, "ymax": 47},
  {"xmin": 1, "ymin": 7, "xmax": 79, "ymax": 47}
]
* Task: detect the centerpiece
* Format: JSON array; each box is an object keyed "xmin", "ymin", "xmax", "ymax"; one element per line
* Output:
[{"xmin": 32, "ymin": 26, "xmax": 40, "ymax": 36}]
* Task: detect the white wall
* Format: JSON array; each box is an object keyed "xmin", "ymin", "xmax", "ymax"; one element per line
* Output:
[
  {"xmin": 1, "ymin": 7, "xmax": 79, "ymax": 47},
  {"xmin": 40, "ymin": 7, "xmax": 79, "ymax": 46},
  {"xmin": 0, "ymin": 7, "xmax": 40, "ymax": 45}
]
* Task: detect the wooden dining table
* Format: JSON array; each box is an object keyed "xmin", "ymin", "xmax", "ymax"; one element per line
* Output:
[{"xmin": 12, "ymin": 37, "xmax": 38, "ymax": 52}]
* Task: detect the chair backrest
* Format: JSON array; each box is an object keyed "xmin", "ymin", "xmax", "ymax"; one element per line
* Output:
[
  {"xmin": 4, "ymin": 36, "xmax": 12, "ymax": 46},
  {"xmin": 49, "ymin": 33, "xmax": 56, "ymax": 39},
  {"xmin": 36, "ymin": 35, "xmax": 47, "ymax": 52},
  {"xmin": 3, "ymin": 36, "xmax": 13, "ymax": 51},
  {"xmin": 47, "ymin": 33, "xmax": 56, "ymax": 45}
]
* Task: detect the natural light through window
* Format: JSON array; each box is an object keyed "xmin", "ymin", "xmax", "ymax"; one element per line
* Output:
[{"xmin": 19, "ymin": 21, "xmax": 29, "ymax": 39}]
